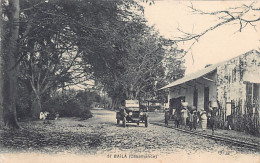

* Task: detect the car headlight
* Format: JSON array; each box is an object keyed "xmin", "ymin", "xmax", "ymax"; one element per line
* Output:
[
  {"xmin": 129, "ymin": 112, "xmax": 133, "ymax": 116},
  {"xmin": 140, "ymin": 112, "xmax": 143, "ymax": 116}
]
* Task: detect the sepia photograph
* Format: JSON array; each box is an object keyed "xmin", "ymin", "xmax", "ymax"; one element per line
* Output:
[{"xmin": 0, "ymin": 0, "xmax": 260, "ymax": 163}]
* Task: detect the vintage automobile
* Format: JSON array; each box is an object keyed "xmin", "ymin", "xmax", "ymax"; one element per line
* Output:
[{"xmin": 116, "ymin": 100, "xmax": 148, "ymax": 127}]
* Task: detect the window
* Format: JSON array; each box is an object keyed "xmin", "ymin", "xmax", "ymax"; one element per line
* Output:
[
  {"xmin": 246, "ymin": 83, "xmax": 253, "ymax": 102},
  {"xmin": 232, "ymin": 69, "xmax": 236, "ymax": 82},
  {"xmin": 253, "ymin": 84, "xmax": 259, "ymax": 101},
  {"xmin": 246, "ymin": 83, "xmax": 260, "ymax": 103}
]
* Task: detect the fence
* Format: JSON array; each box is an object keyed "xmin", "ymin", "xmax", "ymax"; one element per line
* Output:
[{"xmin": 216, "ymin": 98, "xmax": 260, "ymax": 136}]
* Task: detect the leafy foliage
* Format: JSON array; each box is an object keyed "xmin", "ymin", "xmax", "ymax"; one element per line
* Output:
[
  {"xmin": 42, "ymin": 89, "xmax": 98, "ymax": 118},
  {"xmin": 74, "ymin": 1, "xmax": 186, "ymax": 107},
  {"xmin": 2, "ymin": 0, "xmax": 186, "ymax": 121}
]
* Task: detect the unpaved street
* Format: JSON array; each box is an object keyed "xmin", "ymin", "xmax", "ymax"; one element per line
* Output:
[{"xmin": 0, "ymin": 109, "xmax": 259, "ymax": 162}]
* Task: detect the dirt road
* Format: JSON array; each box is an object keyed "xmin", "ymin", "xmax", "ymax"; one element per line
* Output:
[{"xmin": 0, "ymin": 109, "xmax": 259, "ymax": 162}]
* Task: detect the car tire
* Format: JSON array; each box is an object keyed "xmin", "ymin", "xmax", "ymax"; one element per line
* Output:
[
  {"xmin": 137, "ymin": 121, "xmax": 139, "ymax": 125},
  {"xmin": 123, "ymin": 117, "xmax": 126, "ymax": 127},
  {"xmin": 117, "ymin": 119, "xmax": 120, "ymax": 125}
]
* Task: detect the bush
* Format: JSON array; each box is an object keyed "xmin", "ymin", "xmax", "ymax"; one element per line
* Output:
[
  {"xmin": 57, "ymin": 99, "xmax": 81, "ymax": 117},
  {"xmin": 80, "ymin": 110, "xmax": 93, "ymax": 120},
  {"xmin": 41, "ymin": 91, "xmax": 94, "ymax": 120}
]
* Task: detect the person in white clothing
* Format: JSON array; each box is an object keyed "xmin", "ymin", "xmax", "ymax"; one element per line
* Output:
[{"xmin": 200, "ymin": 108, "xmax": 207, "ymax": 131}]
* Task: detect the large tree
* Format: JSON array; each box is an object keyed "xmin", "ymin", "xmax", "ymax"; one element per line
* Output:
[
  {"xmin": 0, "ymin": 0, "xmax": 3, "ymax": 128},
  {"xmin": 0, "ymin": 0, "xmax": 185, "ymax": 124},
  {"xmin": 1, "ymin": 0, "xmax": 20, "ymax": 128},
  {"xmin": 18, "ymin": 0, "xmax": 123, "ymax": 117},
  {"xmin": 1, "ymin": 0, "xmax": 122, "ymax": 123},
  {"xmin": 78, "ymin": 1, "xmax": 185, "ymax": 108}
]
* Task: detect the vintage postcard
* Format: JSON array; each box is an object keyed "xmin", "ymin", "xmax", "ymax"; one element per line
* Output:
[{"xmin": 0, "ymin": 0, "xmax": 259, "ymax": 163}]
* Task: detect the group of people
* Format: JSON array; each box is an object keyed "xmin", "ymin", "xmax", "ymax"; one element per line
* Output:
[
  {"xmin": 174, "ymin": 103, "xmax": 198, "ymax": 130},
  {"xmin": 166, "ymin": 101, "xmax": 218, "ymax": 134},
  {"xmin": 40, "ymin": 111, "xmax": 59, "ymax": 120}
]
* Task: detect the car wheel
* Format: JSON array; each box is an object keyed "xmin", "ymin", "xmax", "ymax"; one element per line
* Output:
[
  {"xmin": 117, "ymin": 119, "xmax": 120, "ymax": 125},
  {"xmin": 123, "ymin": 117, "xmax": 126, "ymax": 127},
  {"xmin": 137, "ymin": 121, "xmax": 139, "ymax": 125}
]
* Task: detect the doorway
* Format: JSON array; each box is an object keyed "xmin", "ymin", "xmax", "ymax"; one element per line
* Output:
[{"xmin": 169, "ymin": 96, "xmax": 185, "ymax": 114}]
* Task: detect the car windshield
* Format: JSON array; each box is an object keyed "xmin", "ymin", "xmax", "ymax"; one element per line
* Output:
[{"xmin": 126, "ymin": 107, "xmax": 139, "ymax": 111}]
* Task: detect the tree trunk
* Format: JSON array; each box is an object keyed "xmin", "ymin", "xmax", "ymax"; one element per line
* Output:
[
  {"xmin": 31, "ymin": 95, "xmax": 42, "ymax": 119},
  {"xmin": 1, "ymin": 0, "xmax": 20, "ymax": 129},
  {"xmin": 135, "ymin": 89, "xmax": 140, "ymax": 100},
  {"xmin": 127, "ymin": 84, "xmax": 136, "ymax": 100},
  {"xmin": 0, "ymin": 1, "xmax": 4, "ymax": 128},
  {"xmin": 111, "ymin": 97, "xmax": 121, "ymax": 110},
  {"xmin": 30, "ymin": 79, "xmax": 43, "ymax": 118}
]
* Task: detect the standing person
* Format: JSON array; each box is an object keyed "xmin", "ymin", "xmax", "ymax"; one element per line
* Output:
[
  {"xmin": 182, "ymin": 108, "xmax": 188, "ymax": 129},
  {"xmin": 165, "ymin": 109, "xmax": 169, "ymax": 126},
  {"xmin": 175, "ymin": 109, "xmax": 182, "ymax": 128},
  {"xmin": 175, "ymin": 100, "xmax": 183, "ymax": 128},
  {"xmin": 208, "ymin": 101, "xmax": 218, "ymax": 134},
  {"xmin": 181, "ymin": 102, "xmax": 189, "ymax": 129},
  {"xmin": 188, "ymin": 109, "xmax": 194, "ymax": 130},
  {"xmin": 200, "ymin": 108, "xmax": 207, "ymax": 131},
  {"xmin": 193, "ymin": 110, "xmax": 198, "ymax": 130},
  {"xmin": 188, "ymin": 106, "xmax": 196, "ymax": 130}
]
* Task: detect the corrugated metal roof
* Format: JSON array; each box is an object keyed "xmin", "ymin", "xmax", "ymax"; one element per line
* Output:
[
  {"xmin": 159, "ymin": 49, "xmax": 259, "ymax": 90},
  {"xmin": 159, "ymin": 63, "xmax": 219, "ymax": 90}
]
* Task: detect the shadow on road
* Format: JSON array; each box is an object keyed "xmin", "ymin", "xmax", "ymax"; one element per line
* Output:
[
  {"xmin": 95, "ymin": 121, "xmax": 147, "ymax": 128},
  {"xmin": 115, "ymin": 123, "xmax": 148, "ymax": 128}
]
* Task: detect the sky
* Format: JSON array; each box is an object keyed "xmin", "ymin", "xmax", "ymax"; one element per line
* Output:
[{"xmin": 143, "ymin": 1, "xmax": 260, "ymax": 75}]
